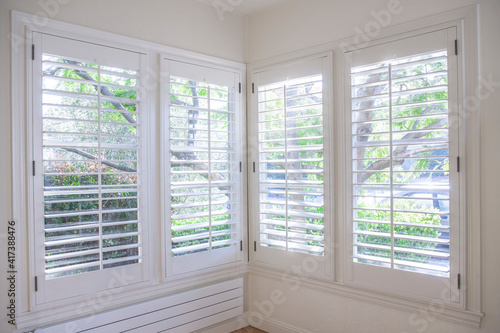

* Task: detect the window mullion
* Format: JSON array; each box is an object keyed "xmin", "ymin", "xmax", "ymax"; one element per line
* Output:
[
  {"xmin": 388, "ymin": 63, "xmax": 394, "ymax": 269},
  {"xmin": 98, "ymin": 65, "xmax": 103, "ymax": 271},
  {"xmin": 208, "ymin": 85, "xmax": 212, "ymax": 252},
  {"xmin": 283, "ymin": 84, "xmax": 289, "ymax": 252}
]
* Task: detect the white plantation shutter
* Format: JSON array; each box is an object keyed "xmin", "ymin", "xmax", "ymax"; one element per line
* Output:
[
  {"xmin": 32, "ymin": 33, "xmax": 149, "ymax": 303},
  {"xmin": 345, "ymin": 28, "xmax": 460, "ymax": 300},
  {"xmin": 252, "ymin": 55, "xmax": 332, "ymax": 277},
  {"xmin": 165, "ymin": 60, "xmax": 243, "ymax": 275}
]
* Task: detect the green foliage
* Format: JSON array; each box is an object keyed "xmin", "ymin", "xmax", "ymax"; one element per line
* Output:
[
  {"xmin": 44, "ymin": 160, "xmax": 139, "ymax": 275},
  {"xmin": 356, "ymin": 200, "xmax": 442, "ymax": 264}
]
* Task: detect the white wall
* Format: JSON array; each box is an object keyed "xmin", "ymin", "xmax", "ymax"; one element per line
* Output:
[
  {"xmin": 0, "ymin": 1, "xmax": 245, "ymax": 332},
  {"xmin": 247, "ymin": 0, "xmax": 500, "ymax": 332},
  {"xmin": 247, "ymin": 0, "xmax": 478, "ymax": 62}
]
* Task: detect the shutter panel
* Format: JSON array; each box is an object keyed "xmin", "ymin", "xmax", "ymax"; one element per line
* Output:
[
  {"xmin": 33, "ymin": 33, "xmax": 148, "ymax": 302},
  {"xmin": 346, "ymin": 28, "xmax": 460, "ymax": 300},
  {"xmin": 252, "ymin": 55, "xmax": 332, "ymax": 277},
  {"xmin": 167, "ymin": 61, "xmax": 242, "ymax": 275},
  {"xmin": 351, "ymin": 48, "xmax": 451, "ymax": 275}
]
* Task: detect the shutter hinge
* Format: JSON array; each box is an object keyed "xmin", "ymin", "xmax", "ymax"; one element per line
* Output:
[
  {"xmin": 252, "ymin": 83, "xmax": 255, "ymax": 94},
  {"xmin": 240, "ymin": 240, "xmax": 243, "ymax": 251},
  {"xmin": 32, "ymin": 161, "xmax": 36, "ymax": 176},
  {"xmin": 239, "ymin": 83, "xmax": 242, "ymax": 93},
  {"xmin": 32, "ymin": 44, "xmax": 35, "ymax": 60},
  {"xmin": 458, "ymin": 274, "xmax": 461, "ymax": 290},
  {"xmin": 455, "ymin": 39, "xmax": 458, "ymax": 56},
  {"xmin": 34, "ymin": 276, "xmax": 38, "ymax": 292},
  {"xmin": 254, "ymin": 241, "xmax": 257, "ymax": 251},
  {"xmin": 239, "ymin": 161, "xmax": 242, "ymax": 172},
  {"xmin": 457, "ymin": 156, "xmax": 460, "ymax": 172},
  {"xmin": 253, "ymin": 162, "xmax": 256, "ymax": 173}
]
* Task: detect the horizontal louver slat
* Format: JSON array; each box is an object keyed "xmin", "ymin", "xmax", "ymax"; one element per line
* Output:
[
  {"xmin": 260, "ymin": 199, "xmax": 324, "ymax": 208},
  {"xmin": 260, "ymin": 219, "xmax": 323, "ymax": 231},
  {"xmin": 260, "ymin": 209, "xmax": 324, "ymax": 220},
  {"xmin": 353, "ymin": 242, "xmax": 450, "ymax": 258},
  {"xmin": 172, "ymin": 229, "xmax": 237, "ymax": 243},
  {"xmin": 353, "ymin": 230, "xmax": 449, "ymax": 244},
  {"xmin": 259, "ymin": 239, "xmax": 324, "ymax": 253},
  {"xmin": 260, "ymin": 229, "xmax": 324, "ymax": 242},
  {"xmin": 172, "ymin": 240, "xmax": 237, "ymax": 255},
  {"xmin": 353, "ymin": 254, "xmax": 450, "ymax": 273}
]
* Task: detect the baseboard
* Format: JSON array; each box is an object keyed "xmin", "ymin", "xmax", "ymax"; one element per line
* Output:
[
  {"xmin": 194, "ymin": 313, "xmax": 250, "ymax": 333},
  {"xmin": 250, "ymin": 315, "xmax": 310, "ymax": 333},
  {"xmin": 196, "ymin": 312, "xmax": 309, "ymax": 333}
]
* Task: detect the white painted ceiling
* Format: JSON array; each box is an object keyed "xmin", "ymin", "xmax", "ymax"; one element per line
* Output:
[{"xmin": 197, "ymin": 0, "xmax": 293, "ymax": 16}]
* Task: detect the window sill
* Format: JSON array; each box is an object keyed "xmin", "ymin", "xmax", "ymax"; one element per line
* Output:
[{"xmin": 249, "ymin": 265, "xmax": 484, "ymax": 328}]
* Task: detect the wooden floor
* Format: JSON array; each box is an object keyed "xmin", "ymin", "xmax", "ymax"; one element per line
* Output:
[{"xmin": 231, "ymin": 327, "xmax": 268, "ymax": 333}]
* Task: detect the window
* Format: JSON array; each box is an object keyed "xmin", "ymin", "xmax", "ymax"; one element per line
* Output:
[
  {"xmin": 250, "ymin": 55, "xmax": 332, "ymax": 278},
  {"xmin": 32, "ymin": 33, "xmax": 149, "ymax": 303},
  {"xmin": 18, "ymin": 20, "xmax": 247, "ymax": 312},
  {"xmin": 163, "ymin": 59, "xmax": 245, "ymax": 276},
  {"xmin": 344, "ymin": 28, "xmax": 461, "ymax": 301}
]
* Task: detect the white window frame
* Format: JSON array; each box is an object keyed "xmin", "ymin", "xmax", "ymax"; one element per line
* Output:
[
  {"xmin": 248, "ymin": 52, "xmax": 334, "ymax": 280},
  {"xmin": 11, "ymin": 11, "xmax": 247, "ymax": 330},
  {"xmin": 343, "ymin": 27, "xmax": 462, "ymax": 303},
  {"xmin": 14, "ymin": 15, "xmax": 157, "ymax": 317},
  {"xmin": 32, "ymin": 32, "xmax": 151, "ymax": 304},
  {"xmin": 247, "ymin": 6, "xmax": 482, "ymax": 327},
  {"xmin": 160, "ymin": 56, "xmax": 247, "ymax": 279}
]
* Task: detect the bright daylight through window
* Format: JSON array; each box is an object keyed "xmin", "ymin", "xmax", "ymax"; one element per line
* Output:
[
  {"xmin": 169, "ymin": 76, "xmax": 238, "ymax": 257},
  {"xmin": 350, "ymin": 50, "xmax": 452, "ymax": 276},
  {"xmin": 257, "ymin": 75, "xmax": 325, "ymax": 255}
]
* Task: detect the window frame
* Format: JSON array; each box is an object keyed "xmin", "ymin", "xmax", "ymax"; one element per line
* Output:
[
  {"xmin": 343, "ymin": 27, "xmax": 462, "ymax": 303},
  {"xmin": 11, "ymin": 11, "xmax": 247, "ymax": 330},
  {"xmin": 336, "ymin": 16, "xmax": 480, "ymax": 314},
  {"xmin": 248, "ymin": 52, "xmax": 334, "ymax": 280},
  {"xmin": 32, "ymin": 32, "xmax": 151, "ymax": 304},
  {"xmin": 160, "ymin": 56, "xmax": 247, "ymax": 279}
]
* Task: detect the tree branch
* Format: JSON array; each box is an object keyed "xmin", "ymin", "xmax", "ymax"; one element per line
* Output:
[
  {"xmin": 55, "ymin": 65, "xmax": 227, "ymax": 191},
  {"xmin": 43, "ymin": 66, "xmax": 64, "ymax": 76},
  {"xmin": 64, "ymin": 60, "xmax": 137, "ymax": 124},
  {"xmin": 356, "ymin": 114, "xmax": 449, "ymax": 183},
  {"xmin": 64, "ymin": 148, "xmax": 137, "ymax": 172},
  {"xmin": 356, "ymin": 144, "xmax": 448, "ymax": 183}
]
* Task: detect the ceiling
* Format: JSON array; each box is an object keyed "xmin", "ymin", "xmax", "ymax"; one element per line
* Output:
[{"xmin": 197, "ymin": 0, "xmax": 293, "ymax": 16}]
